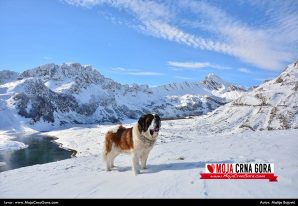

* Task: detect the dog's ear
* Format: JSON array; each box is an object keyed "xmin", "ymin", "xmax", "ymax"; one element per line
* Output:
[{"xmin": 138, "ymin": 115, "xmax": 146, "ymax": 132}]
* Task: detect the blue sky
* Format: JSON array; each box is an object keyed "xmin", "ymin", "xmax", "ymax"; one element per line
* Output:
[{"xmin": 0, "ymin": 0, "xmax": 297, "ymax": 87}]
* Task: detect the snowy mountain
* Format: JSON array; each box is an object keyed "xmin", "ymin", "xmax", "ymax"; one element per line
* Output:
[
  {"xmin": 0, "ymin": 63, "xmax": 245, "ymax": 130},
  {"xmin": 0, "ymin": 70, "xmax": 18, "ymax": 85},
  {"xmin": 203, "ymin": 73, "xmax": 242, "ymax": 91},
  {"xmin": 195, "ymin": 61, "xmax": 298, "ymax": 133},
  {"xmin": 202, "ymin": 73, "xmax": 246, "ymax": 101}
]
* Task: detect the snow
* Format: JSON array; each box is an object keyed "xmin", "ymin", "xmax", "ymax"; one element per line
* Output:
[
  {"xmin": 0, "ymin": 110, "xmax": 24, "ymax": 132},
  {"xmin": 212, "ymin": 90, "xmax": 245, "ymax": 101},
  {"xmin": 44, "ymin": 79, "xmax": 74, "ymax": 93},
  {"xmin": 0, "ymin": 61, "xmax": 297, "ymax": 198},
  {"xmin": 0, "ymin": 118, "xmax": 297, "ymax": 198},
  {"xmin": 42, "ymin": 125, "xmax": 108, "ymax": 157},
  {"xmin": 202, "ymin": 73, "xmax": 246, "ymax": 101},
  {"xmin": 0, "ymin": 134, "xmax": 28, "ymax": 151},
  {"xmin": 73, "ymin": 84, "xmax": 107, "ymax": 104},
  {"xmin": 153, "ymin": 82, "xmax": 210, "ymax": 96},
  {"xmin": 1, "ymin": 79, "xmax": 27, "ymax": 94},
  {"xmin": 0, "ymin": 70, "xmax": 18, "ymax": 85}
]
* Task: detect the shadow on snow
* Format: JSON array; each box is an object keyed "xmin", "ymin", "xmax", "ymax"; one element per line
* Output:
[{"xmin": 112, "ymin": 160, "xmax": 233, "ymax": 174}]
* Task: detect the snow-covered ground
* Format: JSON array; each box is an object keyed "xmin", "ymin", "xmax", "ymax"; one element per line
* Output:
[
  {"xmin": 0, "ymin": 133, "xmax": 27, "ymax": 151},
  {"xmin": 0, "ymin": 118, "xmax": 297, "ymax": 198}
]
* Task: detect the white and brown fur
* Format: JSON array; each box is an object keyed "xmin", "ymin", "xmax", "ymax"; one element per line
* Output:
[{"xmin": 102, "ymin": 114, "xmax": 161, "ymax": 175}]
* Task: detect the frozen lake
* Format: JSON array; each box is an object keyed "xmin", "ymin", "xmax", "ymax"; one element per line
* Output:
[{"xmin": 0, "ymin": 134, "xmax": 76, "ymax": 172}]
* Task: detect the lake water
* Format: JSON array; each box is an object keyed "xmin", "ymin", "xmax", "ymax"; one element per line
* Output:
[{"xmin": 0, "ymin": 135, "xmax": 76, "ymax": 172}]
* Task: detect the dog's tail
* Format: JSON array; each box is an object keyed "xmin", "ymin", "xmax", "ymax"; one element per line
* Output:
[{"xmin": 102, "ymin": 133, "xmax": 112, "ymax": 161}]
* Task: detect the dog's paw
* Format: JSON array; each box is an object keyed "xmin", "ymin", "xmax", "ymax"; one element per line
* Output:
[{"xmin": 133, "ymin": 170, "xmax": 140, "ymax": 175}]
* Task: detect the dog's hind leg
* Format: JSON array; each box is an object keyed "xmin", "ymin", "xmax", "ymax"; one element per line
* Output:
[
  {"xmin": 103, "ymin": 133, "xmax": 113, "ymax": 171},
  {"xmin": 111, "ymin": 151, "xmax": 119, "ymax": 168},
  {"xmin": 105, "ymin": 152, "xmax": 112, "ymax": 171},
  {"xmin": 106, "ymin": 145, "xmax": 119, "ymax": 170}
]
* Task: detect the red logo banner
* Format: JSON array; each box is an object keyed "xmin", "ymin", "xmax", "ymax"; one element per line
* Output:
[{"xmin": 200, "ymin": 173, "xmax": 278, "ymax": 182}]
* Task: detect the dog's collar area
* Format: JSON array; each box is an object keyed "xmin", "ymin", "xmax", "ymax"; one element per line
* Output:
[{"xmin": 138, "ymin": 134, "xmax": 156, "ymax": 147}]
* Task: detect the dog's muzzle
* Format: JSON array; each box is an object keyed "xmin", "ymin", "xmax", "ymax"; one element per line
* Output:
[
  {"xmin": 150, "ymin": 114, "xmax": 161, "ymax": 135},
  {"xmin": 150, "ymin": 128, "xmax": 159, "ymax": 135}
]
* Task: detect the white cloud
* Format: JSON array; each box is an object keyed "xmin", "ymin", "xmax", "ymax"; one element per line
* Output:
[
  {"xmin": 168, "ymin": 61, "xmax": 209, "ymax": 69},
  {"xmin": 168, "ymin": 61, "xmax": 231, "ymax": 70},
  {"xmin": 63, "ymin": 0, "xmax": 298, "ymax": 71},
  {"xmin": 238, "ymin": 68, "xmax": 252, "ymax": 74},
  {"xmin": 178, "ymin": 0, "xmax": 296, "ymax": 70},
  {"xmin": 139, "ymin": 20, "xmax": 232, "ymax": 54},
  {"xmin": 63, "ymin": 0, "xmax": 103, "ymax": 8}
]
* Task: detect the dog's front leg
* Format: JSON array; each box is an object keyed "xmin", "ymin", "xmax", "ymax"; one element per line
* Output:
[
  {"xmin": 140, "ymin": 152, "xmax": 149, "ymax": 170},
  {"xmin": 132, "ymin": 153, "xmax": 140, "ymax": 175}
]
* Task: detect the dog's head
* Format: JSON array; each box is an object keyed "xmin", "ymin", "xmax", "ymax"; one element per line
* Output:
[{"xmin": 138, "ymin": 114, "xmax": 161, "ymax": 138}]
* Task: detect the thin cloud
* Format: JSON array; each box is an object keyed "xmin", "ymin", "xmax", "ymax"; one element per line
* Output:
[
  {"xmin": 168, "ymin": 61, "xmax": 231, "ymax": 70},
  {"xmin": 110, "ymin": 67, "xmax": 163, "ymax": 76},
  {"xmin": 63, "ymin": 0, "xmax": 298, "ymax": 71},
  {"xmin": 43, "ymin": 56, "xmax": 53, "ymax": 61},
  {"xmin": 127, "ymin": 72, "xmax": 164, "ymax": 76},
  {"xmin": 110, "ymin": 67, "xmax": 137, "ymax": 72},
  {"xmin": 238, "ymin": 68, "xmax": 252, "ymax": 74},
  {"xmin": 175, "ymin": 76, "xmax": 194, "ymax": 80}
]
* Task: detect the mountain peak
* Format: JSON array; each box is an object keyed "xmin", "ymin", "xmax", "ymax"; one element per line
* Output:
[
  {"xmin": 279, "ymin": 60, "xmax": 298, "ymax": 81},
  {"xmin": 19, "ymin": 63, "xmax": 101, "ymax": 81},
  {"xmin": 202, "ymin": 73, "xmax": 246, "ymax": 96},
  {"xmin": 202, "ymin": 73, "xmax": 228, "ymax": 91},
  {"xmin": 205, "ymin": 73, "xmax": 226, "ymax": 82},
  {"xmin": 257, "ymin": 60, "xmax": 298, "ymax": 90},
  {"xmin": 206, "ymin": 73, "xmax": 219, "ymax": 79}
]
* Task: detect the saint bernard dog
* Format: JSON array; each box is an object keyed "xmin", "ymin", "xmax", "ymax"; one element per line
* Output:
[{"xmin": 102, "ymin": 114, "xmax": 161, "ymax": 175}]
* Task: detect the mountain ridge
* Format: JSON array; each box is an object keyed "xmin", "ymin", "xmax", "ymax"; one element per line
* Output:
[
  {"xmin": 0, "ymin": 62, "xmax": 245, "ymax": 130},
  {"xmin": 193, "ymin": 60, "xmax": 298, "ymax": 133}
]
